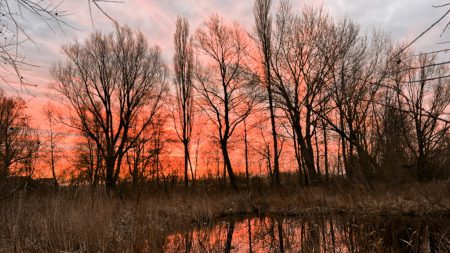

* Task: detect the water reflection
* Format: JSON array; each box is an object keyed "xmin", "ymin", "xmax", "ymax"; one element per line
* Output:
[{"xmin": 165, "ymin": 216, "xmax": 449, "ymax": 252}]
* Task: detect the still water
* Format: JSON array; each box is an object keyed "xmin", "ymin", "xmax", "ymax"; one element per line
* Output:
[{"xmin": 164, "ymin": 215, "xmax": 449, "ymax": 252}]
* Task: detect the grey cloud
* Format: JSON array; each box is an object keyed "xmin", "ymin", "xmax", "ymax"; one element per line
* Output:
[{"xmin": 1, "ymin": 0, "xmax": 447, "ymax": 116}]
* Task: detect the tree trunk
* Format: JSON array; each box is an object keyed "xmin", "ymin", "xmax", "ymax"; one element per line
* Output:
[
  {"xmin": 417, "ymin": 151, "xmax": 427, "ymax": 181},
  {"xmin": 105, "ymin": 175, "xmax": 115, "ymax": 192},
  {"xmin": 304, "ymin": 110, "xmax": 318, "ymax": 183},
  {"xmin": 244, "ymin": 120, "xmax": 250, "ymax": 188},
  {"xmin": 323, "ymin": 122, "xmax": 330, "ymax": 181},
  {"xmin": 339, "ymin": 110, "xmax": 351, "ymax": 178},
  {"xmin": 292, "ymin": 125, "xmax": 303, "ymax": 185},
  {"xmin": 291, "ymin": 113, "xmax": 317, "ymax": 185},
  {"xmin": 184, "ymin": 141, "xmax": 189, "ymax": 188},
  {"xmin": 314, "ymin": 128, "xmax": 322, "ymax": 181},
  {"xmin": 105, "ymin": 154, "xmax": 116, "ymax": 192},
  {"xmin": 268, "ymin": 84, "xmax": 280, "ymax": 186},
  {"xmin": 221, "ymin": 141, "xmax": 238, "ymax": 191},
  {"xmin": 1, "ymin": 149, "xmax": 10, "ymax": 180},
  {"xmin": 297, "ymin": 131, "xmax": 317, "ymax": 185},
  {"xmin": 50, "ymin": 156, "xmax": 58, "ymax": 191},
  {"xmin": 216, "ymin": 150, "xmax": 221, "ymax": 186}
]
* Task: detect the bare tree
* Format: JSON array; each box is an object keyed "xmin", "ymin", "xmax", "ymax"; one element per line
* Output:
[
  {"xmin": 252, "ymin": 122, "xmax": 279, "ymax": 182},
  {"xmin": 173, "ymin": 16, "xmax": 195, "ymax": 189},
  {"xmin": 18, "ymin": 132, "xmax": 40, "ymax": 178},
  {"xmin": 42, "ymin": 102, "xmax": 60, "ymax": 190},
  {"xmin": 148, "ymin": 117, "xmax": 166, "ymax": 185},
  {"xmin": 243, "ymin": 119, "xmax": 250, "ymax": 187},
  {"xmin": 126, "ymin": 115, "xmax": 165, "ymax": 189},
  {"xmin": 0, "ymin": 89, "xmax": 38, "ymax": 179},
  {"xmin": 325, "ymin": 31, "xmax": 391, "ymax": 180},
  {"xmin": 271, "ymin": 3, "xmax": 353, "ymax": 184},
  {"xmin": 393, "ymin": 53, "xmax": 450, "ymax": 180},
  {"xmin": 193, "ymin": 15, "xmax": 260, "ymax": 191},
  {"xmin": 254, "ymin": 0, "xmax": 281, "ymax": 186},
  {"xmin": 75, "ymin": 131, "xmax": 104, "ymax": 188},
  {"xmin": 52, "ymin": 25, "xmax": 167, "ymax": 191},
  {"xmin": 371, "ymin": 88, "xmax": 410, "ymax": 181},
  {"xmin": 126, "ymin": 135, "xmax": 151, "ymax": 189}
]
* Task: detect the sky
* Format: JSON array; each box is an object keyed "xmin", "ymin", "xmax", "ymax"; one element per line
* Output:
[
  {"xmin": 1, "ymin": 0, "xmax": 449, "ymax": 178},
  {"xmin": 1, "ymin": 0, "xmax": 450, "ymax": 140}
]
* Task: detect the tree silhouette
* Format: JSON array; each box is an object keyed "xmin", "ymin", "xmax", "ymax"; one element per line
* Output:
[{"xmin": 52, "ymin": 25, "xmax": 167, "ymax": 191}]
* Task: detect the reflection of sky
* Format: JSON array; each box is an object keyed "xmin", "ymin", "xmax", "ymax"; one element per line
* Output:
[
  {"xmin": 0, "ymin": 0, "xmax": 449, "ymax": 163},
  {"xmin": 164, "ymin": 216, "xmax": 449, "ymax": 252}
]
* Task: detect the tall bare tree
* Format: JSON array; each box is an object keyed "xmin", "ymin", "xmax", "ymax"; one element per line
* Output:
[
  {"xmin": 254, "ymin": 0, "xmax": 281, "ymax": 186},
  {"xmin": 42, "ymin": 103, "xmax": 60, "ymax": 190},
  {"xmin": 272, "ymin": 3, "xmax": 353, "ymax": 184},
  {"xmin": 52, "ymin": 26, "xmax": 167, "ymax": 191},
  {"xmin": 173, "ymin": 16, "xmax": 195, "ymax": 189},
  {"xmin": 325, "ymin": 31, "xmax": 391, "ymax": 180},
  {"xmin": 193, "ymin": 15, "xmax": 260, "ymax": 191}
]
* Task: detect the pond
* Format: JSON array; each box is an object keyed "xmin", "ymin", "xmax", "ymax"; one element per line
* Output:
[{"xmin": 164, "ymin": 215, "xmax": 449, "ymax": 252}]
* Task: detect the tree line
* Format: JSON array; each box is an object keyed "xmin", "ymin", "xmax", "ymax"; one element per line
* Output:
[{"xmin": 1, "ymin": 0, "xmax": 449, "ymax": 192}]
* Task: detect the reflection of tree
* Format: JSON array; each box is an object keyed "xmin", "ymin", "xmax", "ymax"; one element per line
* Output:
[
  {"xmin": 164, "ymin": 216, "xmax": 450, "ymax": 252},
  {"xmin": 277, "ymin": 219, "xmax": 285, "ymax": 252},
  {"xmin": 247, "ymin": 218, "xmax": 253, "ymax": 253},
  {"xmin": 183, "ymin": 231, "xmax": 193, "ymax": 253},
  {"xmin": 224, "ymin": 221, "xmax": 235, "ymax": 253}
]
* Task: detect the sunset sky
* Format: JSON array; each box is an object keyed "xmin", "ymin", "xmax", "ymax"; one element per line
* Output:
[{"xmin": 1, "ymin": 0, "xmax": 449, "ymax": 162}]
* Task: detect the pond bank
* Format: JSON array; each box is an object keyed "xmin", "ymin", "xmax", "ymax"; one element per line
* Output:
[{"xmin": 0, "ymin": 180, "xmax": 448, "ymax": 252}]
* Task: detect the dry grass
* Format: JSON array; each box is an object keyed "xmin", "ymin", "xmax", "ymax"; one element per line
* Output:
[{"xmin": 0, "ymin": 180, "xmax": 449, "ymax": 252}]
